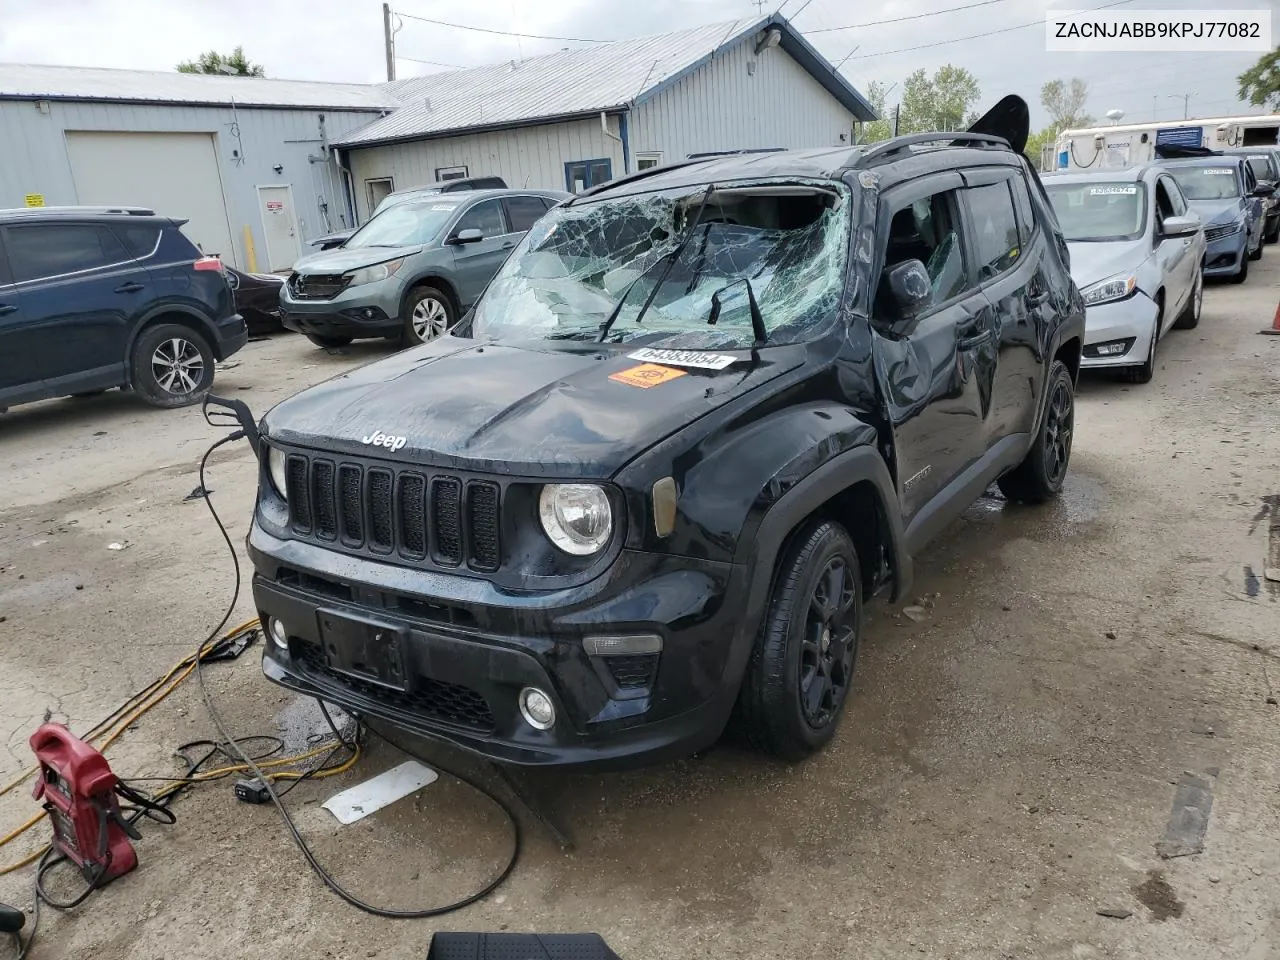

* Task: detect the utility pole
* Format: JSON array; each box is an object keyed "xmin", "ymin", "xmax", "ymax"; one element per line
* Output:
[
  {"xmin": 383, "ymin": 3, "xmax": 396, "ymax": 82},
  {"xmin": 892, "ymin": 104, "xmax": 901, "ymax": 138},
  {"xmin": 1166, "ymin": 92, "xmax": 1193, "ymax": 120},
  {"xmin": 1153, "ymin": 95, "xmax": 1157, "ymax": 121}
]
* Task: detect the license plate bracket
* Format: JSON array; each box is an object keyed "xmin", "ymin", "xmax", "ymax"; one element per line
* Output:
[{"xmin": 316, "ymin": 610, "xmax": 409, "ymax": 692}]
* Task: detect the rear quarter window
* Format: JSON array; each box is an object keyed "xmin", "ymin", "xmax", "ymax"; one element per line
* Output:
[
  {"xmin": 113, "ymin": 223, "xmax": 162, "ymax": 259},
  {"xmin": 1009, "ymin": 174, "xmax": 1037, "ymax": 246}
]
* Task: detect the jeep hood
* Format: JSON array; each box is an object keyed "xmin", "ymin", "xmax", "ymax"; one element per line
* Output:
[
  {"xmin": 292, "ymin": 245, "xmax": 423, "ymax": 274},
  {"xmin": 1066, "ymin": 238, "xmax": 1150, "ymax": 288},
  {"xmin": 263, "ymin": 338, "xmax": 806, "ymax": 476}
]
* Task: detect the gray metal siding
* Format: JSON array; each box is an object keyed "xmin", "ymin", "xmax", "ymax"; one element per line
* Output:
[
  {"xmin": 631, "ymin": 40, "xmax": 855, "ymax": 162},
  {"xmin": 0, "ymin": 98, "xmax": 383, "ymax": 269},
  {"xmin": 346, "ymin": 116, "xmax": 625, "ymax": 219}
]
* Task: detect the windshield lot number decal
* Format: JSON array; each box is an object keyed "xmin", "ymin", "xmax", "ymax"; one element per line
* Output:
[
  {"xmin": 628, "ymin": 348, "xmax": 738, "ymax": 370},
  {"xmin": 609, "ymin": 363, "xmax": 687, "ymax": 388},
  {"xmin": 1204, "ymin": 169, "xmax": 1233, "ymax": 175},
  {"xmin": 1089, "ymin": 186, "xmax": 1138, "ymax": 195}
]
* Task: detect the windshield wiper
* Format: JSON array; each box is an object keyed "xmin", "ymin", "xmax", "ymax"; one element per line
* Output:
[{"xmin": 707, "ymin": 277, "xmax": 768, "ymax": 346}]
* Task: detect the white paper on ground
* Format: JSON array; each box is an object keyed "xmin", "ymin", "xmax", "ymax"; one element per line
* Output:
[{"xmin": 321, "ymin": 760, "xmax": 438, "ymax": 825}]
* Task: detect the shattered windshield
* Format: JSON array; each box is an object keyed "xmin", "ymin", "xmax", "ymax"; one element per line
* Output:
[{"xmin": 470, "ymin": 180, "xmax": 851, "ymax": 348}]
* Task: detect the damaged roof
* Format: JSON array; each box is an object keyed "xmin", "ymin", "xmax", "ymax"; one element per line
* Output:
[
  {"xmin": 336, "ymin": 13, "xmax": 876, "ymax": 148},
  {"xmin": 0, "ymin": 63, "xmax": 398, "ymax": 111}
]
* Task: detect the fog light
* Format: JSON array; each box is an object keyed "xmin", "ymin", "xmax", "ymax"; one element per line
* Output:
[
  {"xmin": 518, "ymin": 687, "xmax": 555, "ymax": 730},
  {"xmin": 364, "ymin": 308, "xmax": 374, "ymax": 319},
  {"xmin": 269, "ymin": 617, "xmax": 288, "ymax": 651}
]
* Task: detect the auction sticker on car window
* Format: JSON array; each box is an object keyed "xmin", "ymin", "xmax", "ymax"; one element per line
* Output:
[
  {"xmin": 1204, "ymin": 169, "xmax": 1234, "ymax": 176},
  {"xmin": 1089, "ymin": 186, "xmax": 1138, "ymax": 195},
  {"xmin": 627, "ymin": 348, "xmax": 737, "ymax": 370},
  {"xmin": 609, "ymin": 363, "xmax": 687, "ymax": 388}
]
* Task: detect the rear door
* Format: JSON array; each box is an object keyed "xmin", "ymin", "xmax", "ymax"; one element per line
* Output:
[
  {"xmin": 448, "ymin": 198, "xmax": 516, "ymax": 308},
  {"xmin": 3, "ymin": 221, "xmax": 146, "ymax": 391}
]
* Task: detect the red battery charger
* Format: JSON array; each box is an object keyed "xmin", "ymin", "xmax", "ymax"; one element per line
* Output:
[{"xmin": 30, "ymin": 723, "xmax": 140, "ymax": 885}]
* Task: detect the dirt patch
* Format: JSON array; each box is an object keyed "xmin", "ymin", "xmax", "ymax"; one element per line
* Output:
[{"xmin": 1134, "ymin": 870, "xmax": 1185, "ymax": 921}]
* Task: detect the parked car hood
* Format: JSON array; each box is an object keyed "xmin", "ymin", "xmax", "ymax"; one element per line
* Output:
[
  {"xmin": 309, "ymin": 230, "xmax": 354, "ymax": 248},
  {"xmin": 1066, "ymin": 238, "xmax": 1149, "ymax": 288},
  {"xmin": 263, "ymin": 338, "xmax": 806, "ymax": 476},
  {"xmin": 292, "ymin": 245, "xmax": 423, "ymax": 275},
  {"xmin": 1185, "ymin": 198, "xmax": 1243, "ymax": 227}
]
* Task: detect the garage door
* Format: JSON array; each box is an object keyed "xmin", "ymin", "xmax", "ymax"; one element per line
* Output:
[{"xmin": 65, "ymin": 131, "xmax": 238, "ymax": 266}]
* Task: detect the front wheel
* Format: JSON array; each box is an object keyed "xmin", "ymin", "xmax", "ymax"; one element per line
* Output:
[
  {"xmin": 1231, "ymin": 254, "xmax": 1250, "ymax": 284},
  {"xmin": 1172, "ymin": 269, "xmax": 1202, "ymax": 330},
  {"xmin": 1266, "ymin": 219, "xmax": 1280, "ymax": 245},
  {"xmin": 738, "ymin": 521, "xmax": 862, "ymax": 762},
  {"xmin": 998, "ymin": 359, "xmax": 1074, "ymax": 503},
  {"xmin": 402, "ymin": 285, "xmax": 455, "ymax": 346},
  {"xmin": 1249, "ymin": 238, "xmax": 1264, "ymax": 262},
  {"xmin": 130, "ymin": 324, "xmax": 215, "ymax": 408}
]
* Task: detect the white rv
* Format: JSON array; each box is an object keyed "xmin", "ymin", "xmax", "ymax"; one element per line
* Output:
[{"xmin": 1053, "ymin": 115, "xmax": 1280, "ymax": 171}]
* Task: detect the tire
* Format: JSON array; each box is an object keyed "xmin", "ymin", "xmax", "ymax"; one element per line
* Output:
[
  {"xmin": 1231, "ymin": 254, "xmax": 1249, "ymax": 284},
  {"xmin": 130, "ymin": 324, "xmax": 216, "ymax": 408},
  {"xmin": 738, "ymin": 520, "xmax": 862, "ymax": 762},
  {"xmin": 1249, "ymin": 239, "xmax": 1263, "ymax": 261},
  {"xmin": 402, "ymin": 285, "xmax": 455, "ymax": 346},
  {"xmin": 1172, "ymin": 268, "xmax": 1202, "ymax": 330},
  {"xmin": 1266, "ymin": 220, "xmax": 1280, "ymax": 245},
  {"xmin": 306, "ymin": 333, "xmax": 353, "ymax": 349},
  {"xmin": 997, "ymin": 359, "xmax": 1074, "ymax": 503},
  {"xmin": 1120, "ymin": 297, "xmax": 1161, "ymax": 385}
]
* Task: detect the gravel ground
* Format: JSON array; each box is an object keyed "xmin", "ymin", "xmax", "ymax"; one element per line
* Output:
[{"xmin": 1, "ymin": 260, "xmax": 1278, "ymax": 960}]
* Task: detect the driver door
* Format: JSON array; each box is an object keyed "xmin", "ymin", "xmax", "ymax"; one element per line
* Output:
[{"xmin": 448, "ymin": 198, "xmax": 516, "ymax": 308}]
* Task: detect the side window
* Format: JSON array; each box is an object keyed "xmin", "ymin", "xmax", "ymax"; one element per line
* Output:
[
  {"xmin": 454, "ymin": 199, "xmax": 507, "ymax": 237},
  {"xmin": 6, "ymin": 224, "xmax": 130, "ymax": 283},
  {"xmin": 1160, "ymin": 177, "xmax": 1187, "ymax": 216},
  {"xmin": 964, "ymin": 182, "xmax": 1021, "ymax": 280},
  {"xmin": 1009, "ymin": 173, "xmax": 1036, "ymax": 246},
  {"xmin": 113, "ymin": 223, "xmax": 162, "ymax": 259},
  {"xmin": 1154, "ymin": 180, "xmax": 1176, "ymax": 226},
  {"xmin": 880, "ymin": 188, "xmax": 969, "ymax": 312},
  {"xmin": 504, "ymin": 195, "xmax": 550, "ymax": 233}
]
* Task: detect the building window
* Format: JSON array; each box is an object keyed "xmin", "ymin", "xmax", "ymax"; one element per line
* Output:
[
  {"xmin": 435, "ymin": 165, "xmax": 469, "ymax": 181},
  {"xmin": 365, "ymin": 177, "xmax": 394, "ymax": 217},
  {"xmin": 565, "ymin": 158, "xmax": 612, "ymax": 193},
  {"xmin": 635, "ymin": 152, "xmax": 663, "ymax": 171}
]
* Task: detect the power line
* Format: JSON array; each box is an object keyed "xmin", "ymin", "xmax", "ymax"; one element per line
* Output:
[
  {"xmin": 395, "ymin": 54, "xmax": 466, "ymax": 68},
  {"xmin": 395, "ymin": 10, "xmax": 609, "ymax": 43},
  {"xmin": 843, "ymin": 0, "xmax": 1135, "ymax": 63},
  {"xmin": 806, "ymin": 0, "xmax": 1016, "ymax": 33}
]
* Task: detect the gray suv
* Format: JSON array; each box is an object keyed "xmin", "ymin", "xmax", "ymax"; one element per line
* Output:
[{"xmin": 281, "ymin": 189, "xmax": 569, "ymax": 348}]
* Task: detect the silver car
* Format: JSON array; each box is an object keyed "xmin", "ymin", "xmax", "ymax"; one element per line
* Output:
[
  {"xmin": 281, "ymin": 189, "xmax": 570, "ymax": 349},
  {"xmin": 1043, "ymin": 165, "xmax": 1205, "ymax": 383}
]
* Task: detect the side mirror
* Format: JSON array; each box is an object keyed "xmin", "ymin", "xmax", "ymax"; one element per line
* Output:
[
  {"xmin": 886, "ymin": 259, "xmax": 933, "ymax": 321},
  {"xmin": 449, "ymin": 227, "xmax": 484, "ymax": 244},
  {"xmin": 1161, "ymin": 214, "xmax": 1200, "ymax": 237},
  {"xmin": 1252, "ymin": 183, "xmax": 1276, "ymax": 197}
]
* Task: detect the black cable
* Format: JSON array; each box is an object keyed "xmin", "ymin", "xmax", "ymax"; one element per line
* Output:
[
  {"xmin": 193, "ymin": 434, "xmax": 522, "ymax": 918},
  {"xmin": 11, "ymin": 871, "xmax": 38, "ymax": 960}
]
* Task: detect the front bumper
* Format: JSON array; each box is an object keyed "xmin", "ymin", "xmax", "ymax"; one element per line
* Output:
[
  {"xmin": 1080, "ymin": 292, "xmax": 1157, "ymax": 369},
  {"xmin": 248, "ymin": 523, "xmax": 752, "ymax": 769},
  {"xmin": 1203, "ymin": 230, "xmax": 1247, "ymax": 277},
  {"xmin": 279, "ymin": 280, "xmax": 404, "ymax": 339}
]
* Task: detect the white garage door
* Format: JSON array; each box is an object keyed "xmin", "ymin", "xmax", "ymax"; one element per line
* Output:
[{"xmin": 65, "ymin": 131, "xmax": 238, "ymax": 266}]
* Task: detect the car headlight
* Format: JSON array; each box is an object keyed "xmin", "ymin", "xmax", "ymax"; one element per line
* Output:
[
  {"xmin": 1081, "ymin": 274, "xmax": 1136, "ymax": 306},
  {"xmin": 539, "ymin": 484, "xmax": 612, "ymax": 555},
  {"xmin": 344, "ymin": 258, "xmax": 404, "ymax": 287},
  {"xmin": 267, "ymin": 445, "xmax": 289, "ymax": 501}
]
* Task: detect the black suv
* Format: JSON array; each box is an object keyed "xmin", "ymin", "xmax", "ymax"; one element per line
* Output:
[
  {"xmin": 246, "ymin": 111, "xmax": 1084, "ymax": 768},
  {"xmin": 0, "ymin": 207, "xmax": 246, "ymax": 410}
]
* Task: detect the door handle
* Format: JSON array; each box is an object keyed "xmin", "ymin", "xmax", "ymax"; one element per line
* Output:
[
  {"xmin": 114, "ymin": 281, "xmax": 145, "ymax": 294},
  {"xmin": 501, "ymin": 241, "xmax": 515, "ymax": 250},
  {"xmin": 0, "ymin": 304, "xmax": 16, "ymax": 316}
]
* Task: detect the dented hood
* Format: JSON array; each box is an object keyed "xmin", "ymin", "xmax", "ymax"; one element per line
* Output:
[
  {"xmin": 263, "ymin": 338, "xmax": 805, "ymax": 476},
  {"xmin": 1066, "ymin": 238, "xmax": 1150, "ymax": 288}
]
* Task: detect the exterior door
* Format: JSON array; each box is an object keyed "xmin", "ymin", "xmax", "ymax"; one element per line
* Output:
[
  {"xmin": 870, "ymin": 173, "xmax": 989, "ymax": 523},
  {"xmin": 258, "ymin": 185, "xmax": 303, "ymax": 272},
  {"xmin": 0, "ymin": 231, "xmax": 31, "ymax": 395},
  {"xmin": 1153, "ymin": 176, "xmax": 1194, "ymax": 320},
  {"xmin": 2, "ymin": 221, "xmax": 143, "ymax": 388},
  {"xmin": 448, "ymin": 198, "xmax": 515, "ymax": 308}
]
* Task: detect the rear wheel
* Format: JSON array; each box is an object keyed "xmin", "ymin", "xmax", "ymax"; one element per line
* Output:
[
  {"xmin": 1172, "ymin": 268, "xmax": 1202, "ymax": 330},
  {"xmin": 305, "ymin": 333, "xmax": 353, "ymax": 349},
  {"xmin": 738, "ymin": 521, "xmax": 862, "ymax": 762},
  {"xmin": 402, "ymin": 285, "xmax": 455, "ymax": 346},
  {"xmin": 130, "ymin": 324, "xmax": 216, "ymax": 408},
  {"xmin": 998, "ymin": 360, "xmax": 1074, "ymax": 503}
]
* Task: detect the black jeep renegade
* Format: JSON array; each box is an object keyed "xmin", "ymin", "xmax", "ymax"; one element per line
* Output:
[{"xmin": 248, "ymin": 111, "xmax": 1085, "ymax": 768}]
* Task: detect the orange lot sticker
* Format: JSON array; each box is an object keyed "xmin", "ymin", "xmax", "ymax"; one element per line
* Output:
[{"xmin": 608, "ymin": 363, "xmax": 687, "ymax": 388}]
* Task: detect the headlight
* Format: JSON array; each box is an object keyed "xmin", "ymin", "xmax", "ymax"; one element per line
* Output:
[
  {"xmin": 1081, "ymin": 274, "xmax": 1136, "ymax": 306},
  {"xmin": 344, "ymin": 258, "xmax": 404, "ymax": 287},
  {"xmin": 267, "ymin": 446, "xmax": 288, "ymax": 501},
  {"xmin": 538, "ymin": 484, "xmax": 612, "ymax": 555}
]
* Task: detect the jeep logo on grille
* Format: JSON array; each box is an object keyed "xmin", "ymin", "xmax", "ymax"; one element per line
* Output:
[{"xmin": 361, "ymin": 430, "xmax": 407, "ymax": 451}]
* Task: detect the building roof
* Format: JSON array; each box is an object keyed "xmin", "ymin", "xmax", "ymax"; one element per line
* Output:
[
  {"xmin": 336, "ymin": 13, "xmax": 875, "ymax": 148},
  {"xmin": 0, "ymin": 63, "xmax": 397, "ymax": 111}
]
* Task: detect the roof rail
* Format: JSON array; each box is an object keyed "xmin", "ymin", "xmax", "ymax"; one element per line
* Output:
[
  {"xmin": 0, "ymin": 204, "xmax": 156, "ymax": 217},
  {"xmin": 859, "ymin": 132, "xmax": 1012, "ymax": 165},
  {"xmin": 685, "ymin": 147, "xmax": 787, "ymax": 159}
]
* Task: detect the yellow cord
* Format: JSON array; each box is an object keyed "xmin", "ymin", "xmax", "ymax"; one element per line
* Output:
[{"xmin": 0, "ymin": 617, "xmax": 359, "ymax": 876}]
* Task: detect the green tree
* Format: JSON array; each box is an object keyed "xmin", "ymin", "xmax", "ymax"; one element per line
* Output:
[
  {"xmin": 1023, "ymin": 127, "xmax": 1058, "ymax": 170},
  {"xmin": 899, "ymin": 64, "xmax": 981, "ymax": 134},
  {"xmin": 1238, "ymin": 46, "xmax": 1280, "ymax": 110},
  {"xmin": 859, "ymin": 80, "xmax": 895, "ymax": 143},
  {"xmin": 176, "ymin": 46, "xmax": 265, "ymax": 77},
  {"xmin": 1041, "ymin": 78, "xmax": 1092, "ymax": 130}
]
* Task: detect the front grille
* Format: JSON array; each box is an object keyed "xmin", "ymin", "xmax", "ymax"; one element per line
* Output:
[
  {"xmin": 289, "ymin": 272, "xmax": 350, "ymax": 300},
  {"xmin": 293, "ymin": 640, "xmax": 495, "ymax": 731},
  {"xmin": 284, "ymin": 451, "xmax": 502, "ymax": 573},
  {"xmin": 1205, "ymin": 223, "xmax": 1239, "ymax": 242}
]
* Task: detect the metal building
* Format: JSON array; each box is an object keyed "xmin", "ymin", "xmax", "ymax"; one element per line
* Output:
[
  {"xmin": 336, "ymin": 14, "xmax": 876, "ymax": 220},
  {"xmin": 0, "ymin": 65, "xmax": 392, "ymax": 270}
]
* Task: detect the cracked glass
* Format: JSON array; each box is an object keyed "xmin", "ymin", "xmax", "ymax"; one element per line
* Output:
[{"xmin": 470, "ymin": 180, "xmax": 852, "ymax": 349}]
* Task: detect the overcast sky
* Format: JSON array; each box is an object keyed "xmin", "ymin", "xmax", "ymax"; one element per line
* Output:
[{"xmin": 0, "ymin": 0, "xmax": 1273, "ymax": 130}]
